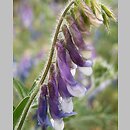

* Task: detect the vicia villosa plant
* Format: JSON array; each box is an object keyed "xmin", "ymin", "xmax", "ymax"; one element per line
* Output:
[{"xmin": 13, "ymin": 0, "xmax": 116, "ymax": 130}]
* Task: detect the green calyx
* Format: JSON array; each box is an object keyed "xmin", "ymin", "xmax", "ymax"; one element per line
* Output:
[{"xmin": 101, "ymin": 4, "xmax": 116, "ymax": 21}]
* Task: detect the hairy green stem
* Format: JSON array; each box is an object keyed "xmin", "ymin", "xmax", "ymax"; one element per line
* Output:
[{"xmin": 16, "ymin": 1, "xmax": 74, "ymax": 130}]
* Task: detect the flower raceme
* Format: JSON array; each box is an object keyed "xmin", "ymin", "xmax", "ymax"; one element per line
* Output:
[{"xmin": 37, "ymin": 0, "xmax": 115, "ymax": 130}]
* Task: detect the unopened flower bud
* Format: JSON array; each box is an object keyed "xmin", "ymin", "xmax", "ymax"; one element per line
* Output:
[
  {"xmin": 101, "ymin": 4, "xmax": 116, "ymax": 21},
  {"xmin": 72, "ymin": 7, "xmax": 90, "ymax": 33},
  {"xmin": 78, "ymin": 0, "xmax": 103, "ymax": 26},
  {"xmin": 66, "ymin": 15, "xmax": 88, "ymax": 50},
  {"xmin": 62, "ymin": 25, "xmax": 93, "ymax": 67}
]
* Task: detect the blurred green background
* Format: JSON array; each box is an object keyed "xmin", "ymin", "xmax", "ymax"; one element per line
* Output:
[{"xmin": 13, "ymin": 0, "xmax": 118, "ymax": 130}]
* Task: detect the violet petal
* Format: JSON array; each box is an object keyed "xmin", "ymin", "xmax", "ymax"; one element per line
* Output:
[
  {"xmin": 57, "ymin": 70, "xmax": 72, "ymax": 98},
  {"xmin": 37, "ymin": 85, "xmax": 51, "ymax": 128},
  {"xmin": 62, "ymin": 25, "xmax": 93, "ymax": 67},
  {"xmin": 66, "ymin": 15, "xmax": 87, "ymax": 50},
  {"xmin": 56, "ymin": 41, "xmax": 77, "ymax": 86},
  {"xmin": 56, "ymin": 42, "xmax": 87, "ymax": 97}
]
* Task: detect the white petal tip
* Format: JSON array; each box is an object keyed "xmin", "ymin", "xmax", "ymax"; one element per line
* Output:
[
  {"xmin": 61, "ymin": 98, "xmax": 73, "ymax": 113},
  {"xmin": 53, "ymin": 119, "xmax": 64, "ymax": 130},
  {"xmin": 67, "ymin": 84, "xmax": 86, "ymax": 98},
  {"xmin": 79, "ymin": 67, "xmax": 93, "ymax": 76}
]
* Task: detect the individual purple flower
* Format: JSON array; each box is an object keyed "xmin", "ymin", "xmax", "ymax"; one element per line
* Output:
[
  {"xmin": 56, "ymin": 41, "xmax": 87, "ymax": 97},
  {"xmin": 66, "ymin": 15, "xmax": 87, "ymax": 50},
  {"xmin": 37, "ymin": 85, "xmax": 51, "ymax": 129},
  {"xmin": 57, "ymin": 70, "xmax": 75, "ymax": 113},
  {"xmin": 48, "ymin": 79, "xmax": 75, "ymax": 118},
  {"xmin": 48, "ymin": 65, "xmax": 76, "ymax": 118},
  {"xmin": 48, "ymin": 65, "xmax": 76, "ymax": 130},
  {"xmin": 62, "ymin": 25, "xmax": 93, "ymax": 67},
  {"xmin": 56, "ymin": 42, "xmax": 76, "ymax": 85}
]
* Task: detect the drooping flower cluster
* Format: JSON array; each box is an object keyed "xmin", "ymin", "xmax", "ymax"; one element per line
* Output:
[{"xmin": 37, "ymin": 0, "xmax": 115, "ymax": 130}]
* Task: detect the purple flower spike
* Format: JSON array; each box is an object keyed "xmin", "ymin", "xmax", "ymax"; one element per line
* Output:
[
  {"xmin": 66, "ymin": 15, "xmax": 87, "ymax": 50},
  {"xmin": 62, "ymin": 25, "xmax": 93, "ymax": 67},
  {"xmin": 37, "ymin": 85, "xmax": 51, "ymax": 128}
]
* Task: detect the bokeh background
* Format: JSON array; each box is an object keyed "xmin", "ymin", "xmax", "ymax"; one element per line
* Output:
[{"xmin": 13, "ymin": 0, "xmax": 118, "ymax": 130}]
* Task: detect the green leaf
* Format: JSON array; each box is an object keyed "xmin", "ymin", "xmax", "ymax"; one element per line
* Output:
[
  {"xmin": 13, "ymin": 96, "xmax": 30, "ymax": 128},
  {"xmin": 13, "ymin": 78, "xmax": 29, "ymax": 98}
]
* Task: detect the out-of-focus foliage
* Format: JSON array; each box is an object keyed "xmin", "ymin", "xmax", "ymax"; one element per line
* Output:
[{"xmin": 13, "ymin": 0, "xmax": 118, "ymax": 130}]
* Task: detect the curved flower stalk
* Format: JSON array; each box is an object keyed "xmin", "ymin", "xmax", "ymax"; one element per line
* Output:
[{"xmin": 15, "ymin": 0, "xmax": 115, "ymax": 130}]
